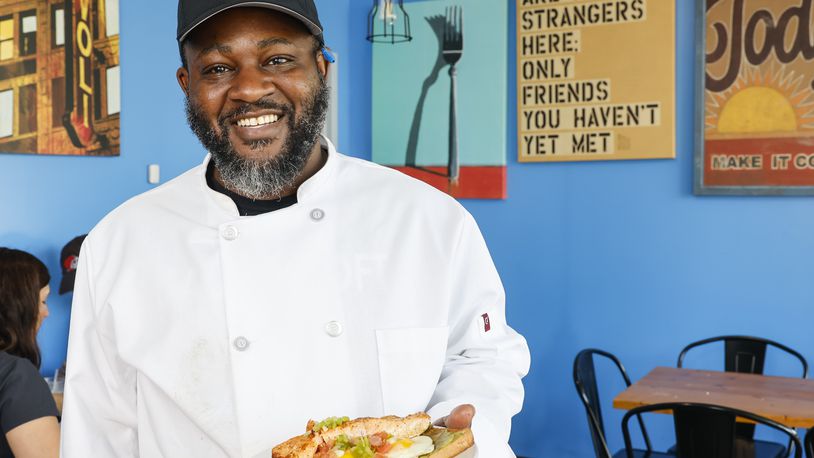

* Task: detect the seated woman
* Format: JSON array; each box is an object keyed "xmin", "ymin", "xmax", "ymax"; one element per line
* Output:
[{"xmin": 0, "ymin": 248, "xmax": 60, "ymax": 458}]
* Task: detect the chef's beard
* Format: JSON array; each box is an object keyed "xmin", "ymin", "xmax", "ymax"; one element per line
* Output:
[{"xmin": 185, "ymin": 78, "xmax": 329, "ymax": 200}]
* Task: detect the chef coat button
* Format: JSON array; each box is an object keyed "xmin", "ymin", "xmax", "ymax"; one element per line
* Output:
[
  {"xmin": 233, "ymin": 336, "xmax": 250, "ymax": 351},
  {"xmin": 325, "ymin": 321, "xmax": 343, "ymax": 337},
  {"xmin": 310, "ymin": 208, "xmax": 325, "ymax": 221},
  {"xmin": 221, "ymin": 225, "xmax": 239, "ymax": 241}
]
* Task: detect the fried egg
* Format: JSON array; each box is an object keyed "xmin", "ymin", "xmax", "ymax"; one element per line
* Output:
[{"xmin": 385, "ymin": 435, "xmax": 435, "ymax": 458}]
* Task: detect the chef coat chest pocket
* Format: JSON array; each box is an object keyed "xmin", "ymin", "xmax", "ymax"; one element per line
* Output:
[{"xmin": 375, "ymin": 327, "xmax": 448, "ymax": 416}]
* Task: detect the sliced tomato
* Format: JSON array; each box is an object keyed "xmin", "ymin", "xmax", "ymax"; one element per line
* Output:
[
  {"xmin": 370, "ymin": 432, "xmax": 393, "ymax": 453},
  {"xmin": 375, "ymin": 441, "xmax": 393, "ymax": 454}
]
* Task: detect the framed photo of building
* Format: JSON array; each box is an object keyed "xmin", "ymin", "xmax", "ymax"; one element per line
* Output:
[
  {"xmin": 695, "ymin": 0, "xmax": 814, "ymax": 195},
  {"xmin": 0, "ymin": 0, "xmax": 120, "ymax": 156}
]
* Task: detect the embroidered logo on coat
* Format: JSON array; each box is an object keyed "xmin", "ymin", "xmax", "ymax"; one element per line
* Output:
[{"xmin": 481, "ymin": 313, "xmax": 491, "ymax": 332}]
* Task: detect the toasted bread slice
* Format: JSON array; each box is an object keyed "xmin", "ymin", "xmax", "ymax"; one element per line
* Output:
[
  {"xmin": 319, "ymin": 412, "xmax": 431, "ymax": 443},
  {"xmin": 272, "ymin": 412, "xmax": 432, "ymax": 458},
  {"xmin": 423, "ymin": 427, "xmax": 475, "ymax": 458},
  {"xmin": 271, "ymin": 433, "xmax": 318, "ymax": 458}
]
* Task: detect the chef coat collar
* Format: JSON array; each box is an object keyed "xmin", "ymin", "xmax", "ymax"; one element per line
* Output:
[
  {"xmin": 296, "ymin": 135, "xmax": 337, "ymax": 203},
  {"xmin": 199, "ymin": 135, "xmax": 338, "ymax": 216}
]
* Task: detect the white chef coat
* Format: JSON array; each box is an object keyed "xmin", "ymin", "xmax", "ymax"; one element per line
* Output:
[{"xmin": 61, "ymin": 137, "xmax": 530, "ymax": 458}]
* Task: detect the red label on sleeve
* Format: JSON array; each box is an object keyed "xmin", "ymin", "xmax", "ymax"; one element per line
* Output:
[{"xmin": 482, "ymin": 313, "xmax": 491, "ymax": 332}]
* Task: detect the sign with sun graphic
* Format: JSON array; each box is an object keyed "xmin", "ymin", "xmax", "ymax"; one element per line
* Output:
[{"xmin": 696, "ymin": 0, "xmax": 814, "ymax": 195}]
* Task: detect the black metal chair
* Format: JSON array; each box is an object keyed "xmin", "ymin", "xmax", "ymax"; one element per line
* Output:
[
  {"xmin": 677, "ymin": 335, "xmax": 808, "ymax": 376},
  {"xmin": 622, "ymin": 402, "xmax": 803, "ymax": 458},
  {"xmin": 805, "ymin": 428, "xmax": 813, "ymax": 458},
  {"xmin": 677, "ymin": 335, "xmax": 809, "ymax": 458},
  {"xmin": 574, "ymin": 349, "xmax": 674, "ymax": 458}
]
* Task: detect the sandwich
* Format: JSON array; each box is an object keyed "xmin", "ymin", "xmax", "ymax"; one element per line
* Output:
[{"xmin": 272, "ymin": 412, "xmax": 474, "ymax": 458}]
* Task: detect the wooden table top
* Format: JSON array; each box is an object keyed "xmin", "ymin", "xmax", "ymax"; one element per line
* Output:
[
  {"xmin": 53, "ymin": 393, "xmax": 63, "ymax": 414},
  {"xmin": 612, "ymin": 366, "xmax": 814, "ymax": 428}
]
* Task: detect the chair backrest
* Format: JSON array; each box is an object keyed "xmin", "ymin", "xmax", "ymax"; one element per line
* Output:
[
  {"xmin": 677, "ymin": 335, "xmax": 808, "ymax": 443},
  {"xmin": 622, "ymin": 402, "xmax": 802, "ymax": 458},
  {"xmin": 677, "ymin": 335, "xmax": 808, "ymax": 377},
  {"xmin": 573, "ymin": 349, "xmax": 651, "ymax": 458},
  {"xmin": 805, "ymin": 427, "xmax": 814, "ymax": 458}
]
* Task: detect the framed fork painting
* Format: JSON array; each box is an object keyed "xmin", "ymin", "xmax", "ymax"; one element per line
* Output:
[
  {"xmin": 372, "ymin": 0, "xmax": 508, "ymax": 199},
  {"xmin": 694, "ymin": 0, "xmax": 814, "ymax": 195}
]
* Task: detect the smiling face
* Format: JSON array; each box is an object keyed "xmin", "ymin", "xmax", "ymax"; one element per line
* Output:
[{"xmin": 177, "ymin": 7, "xmax": 329, "ymax": 199}]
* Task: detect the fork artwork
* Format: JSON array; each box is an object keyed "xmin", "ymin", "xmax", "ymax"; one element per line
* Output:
[{"xmin": 443, "ymin": 5, "xmax": 463, "ymax": 186}]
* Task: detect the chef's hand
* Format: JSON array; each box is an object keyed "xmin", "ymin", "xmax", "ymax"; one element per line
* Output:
[{"xmin": 434, "ymin": 404, "xmax": 476, "ymax": 429}]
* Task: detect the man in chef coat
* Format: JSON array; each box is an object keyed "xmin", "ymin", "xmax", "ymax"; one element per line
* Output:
[{"xmin": 60, "ymin": 0, "xmax": 530, "ymax": 457}]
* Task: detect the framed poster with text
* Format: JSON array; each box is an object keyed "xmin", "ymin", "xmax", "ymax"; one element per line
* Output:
[
  {"xmin": 517, "ymin": 0, "xmax": 675, "ymax": 162},
  {"xmin": 695, "ymin": 0, "xmax": 814, "ymax": 195}
]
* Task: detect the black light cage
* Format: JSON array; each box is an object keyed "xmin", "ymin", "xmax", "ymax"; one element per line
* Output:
[{"xmin": 367, "ymin": 0, "xmax": 412, "ymax": 44}]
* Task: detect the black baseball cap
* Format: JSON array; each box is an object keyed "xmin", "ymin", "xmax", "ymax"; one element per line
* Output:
[
  {"xmin": 177, "ymin": 0, "xmax": 324, "ymax": 44},
  {"xmin": 59, "ymin": 234, "xmax": 87, "ymax": 295}
]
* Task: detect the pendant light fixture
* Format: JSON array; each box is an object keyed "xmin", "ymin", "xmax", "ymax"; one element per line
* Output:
[{"xmin": 367, "ymin": 0, "xmax": 412, "ymax": 44}]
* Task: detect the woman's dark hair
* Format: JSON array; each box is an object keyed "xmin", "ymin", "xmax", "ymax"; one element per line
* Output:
[{"xmin": 0, "ymin": 248, "xmax": 50, "ymax": 367}]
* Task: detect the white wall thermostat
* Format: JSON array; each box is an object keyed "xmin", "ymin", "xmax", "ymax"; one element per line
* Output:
[{"xmin": 148, "ymin": 164, "xmax": 160, "ymax": 185}]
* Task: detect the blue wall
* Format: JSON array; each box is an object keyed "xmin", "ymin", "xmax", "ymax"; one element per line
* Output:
[
  {"xmin": 500, "ymin": 1, "xmax": 814, "ymax": 457},
  {"xmin": 0, "ymin": 0, "xmax": 371, "ymax": 377},
  {"xmin": 1, "ymin": 1, "xmax": 813, "ymax": 456}
]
